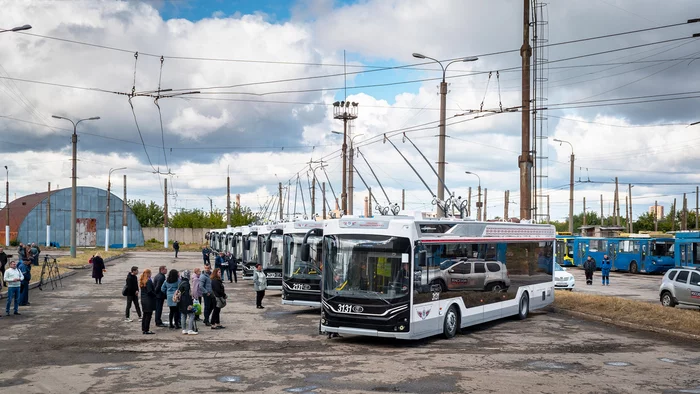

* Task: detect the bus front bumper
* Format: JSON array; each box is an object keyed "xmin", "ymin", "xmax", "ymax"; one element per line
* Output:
[
  {"xmin": 282, "ymin": 299, "xmax": 320, "ymax": 307},
  {"xmin": 321, "ymin": 324, "xmax": 413, "ymax": 339}
]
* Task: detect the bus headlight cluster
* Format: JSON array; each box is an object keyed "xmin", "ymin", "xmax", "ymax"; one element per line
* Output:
[{"xmin": 395, "ymin": 318, "xmax": 409, "ymax": 332}]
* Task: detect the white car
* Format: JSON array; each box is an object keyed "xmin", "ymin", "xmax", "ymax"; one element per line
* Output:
[{"xmin": 554, "ymin": 262, "xmax": 575, "ymax": 291}]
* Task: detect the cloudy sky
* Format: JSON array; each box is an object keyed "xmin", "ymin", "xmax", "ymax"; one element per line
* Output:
[{"xmin": 1, "ymin": 0, "xmax": 699, "ymax": 223}]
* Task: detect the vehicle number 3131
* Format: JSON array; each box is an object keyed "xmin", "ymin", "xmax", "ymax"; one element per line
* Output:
[{"xmin": 337, "ymin": 304, "xmax": 363, "ymax": 313}]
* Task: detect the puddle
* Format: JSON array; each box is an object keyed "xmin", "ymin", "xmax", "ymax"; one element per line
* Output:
[
  {"xmin": 659, "ymin": 358, "xmax": 678, "ymax": 363},
  {"xmin": 527, "ymin": 361, "xmax": 567, "ymax": 370},
  {"xmin": 285, "ymin": 385, "xmax": 319, "ymax": 393},
  {"xmin": 605, "ymin": 362, "xmax": 631, "ymax": 367},
  {"xmin": 216, "ymin": 376, "xmax": 242, "ymax": 383},
  {"xmin": 102, "ymin": 365, "xmax": 135, "ymax": 371}
]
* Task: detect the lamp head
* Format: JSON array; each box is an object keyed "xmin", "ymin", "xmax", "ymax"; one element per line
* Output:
[
  {"xmin": 88, "ymin": 116, "xmax": 100, "ymax": 120},
  {"xmin": 412, "ymin": 53, "xmax": 426, "ymax": 59},
  {"xmin": 461, "ymin": 56, "xmax": 479, "ymax": 62},
  {"xmin": 51, "ymin": 115, "xmax": 63, "ymax": 119},
  {"xmin": 11, "ymin": 24, "xmax": 32, "ymax": 32}
]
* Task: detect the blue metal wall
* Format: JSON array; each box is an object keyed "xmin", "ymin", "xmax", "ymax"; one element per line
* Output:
[{"xmin": 17, "ymin": 187, "xmax": 145, "ymax": 247}]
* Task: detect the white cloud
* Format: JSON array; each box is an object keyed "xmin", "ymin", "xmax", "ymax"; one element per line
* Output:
[{"xmin": 168, "ymin": 108, "xmax": 231, "ymax": 139}]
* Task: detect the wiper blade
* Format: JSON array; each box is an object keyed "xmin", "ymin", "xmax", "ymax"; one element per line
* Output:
[{"xmin": 358, "ymin": 291, "xmax": 392, "ymax": 305}]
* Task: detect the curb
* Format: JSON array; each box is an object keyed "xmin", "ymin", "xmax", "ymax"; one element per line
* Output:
[
  {"xmin": 551, "ymin": 306, "xmax": 700, "ymax": 341},
  {"xmin": 0, "ymin": 253, "xmax": 127, "ymax": 298}
]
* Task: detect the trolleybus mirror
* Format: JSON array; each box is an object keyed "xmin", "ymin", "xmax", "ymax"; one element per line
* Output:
[
  {"xmin": 265, "ymin": 238, "xmax": 272, "ymax": 253},
  {"xmin": 244, "ymin": 239, "xmax": 250, "ymax": 251},
  {"xmin": 300, "ymin": 243, "xmax": 311, "ymax": 262},
  {"xmin": 418, "ymin": 250, "xmax": 427, "ymax": 267}
]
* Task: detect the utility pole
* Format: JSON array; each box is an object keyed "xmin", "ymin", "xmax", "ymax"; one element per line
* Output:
[
  {"xmin": 311, "ymin": 177, "xmax": 316, "ymax": 219},
  {"xmin": 163, "ymin": 178, "xmax": 168, "ymax": 249},
  {"xmin": 226, "ymin": 175, "xmax": 231, "ymax": 228},
  {"xmin": 402, "ymin": 189, "xmax": 405, "ymax": 211},
  {"xmin": 5, "ymin": 166, "xmax": 9, "ymax": 247},
  {"xmin": 672, "ymin": 198, "xmax": 677, "ymax": 231},
  {"xmin": 554, "ymin": 139, "xmax": 575, "ymax": 233},
  {"xmin": 364, "ymin": 196, "xmax": 369, "ymax": 216},
  {"xmin": 483, "ymin": 188, "xmax": 488, "ymax": 221},
  {"xmin": 279, "ymin": 182, "xmax": 284, "ymax": 221},
  {"xmin": 682, "ymin": 193, "xmax": 688, "ymax": 231},
  {"xmin": 504, "ymin": 190, "xmax": 509, "ymax": 221},
  {"xmin": 654, "ymin": 200, "xmax": 659, "ymax": 231},
  {"xmin": 628, "ymin": 184, "xmax": 634, "ymax": 233},
  {"xmin": 209, "ymin": 198, "xmax": 213, "ymax": 216},
  {"xmin": 696, "ymin": 186, "xmax": 699, "ymax": 229},
  {"xmin": 546, "ymin": 195, "xmax": 550, "ymax": 222},
  {"xmin": 368, "ymin": 187, "xmax": 372, "ymax": 217},
  {"xmin": 600, "ymin": 194, "xmax": 604, "ymax": 226},
  {"xmin": 614, "ymin": 177, "xmax": 620, "ymax": 226},
  {"xmin": 625, "ymin": 196, "xmax": 629, "ymax": 231},
  {"xmin": 333, "ymin": 101, "xmax": 359, "ymax": 214},
  {"xmin": 123, "ymin": 175, "xmax": 127, "ymax": 249},
  {"xmin": 519, "ymin": 0, "xmax": 533, "ymax": 220},
  {"xmin": 583, "ymin": 197, "xmax": 587, "ymax": 226},
  {"xmin": 477, "ymin": 184, "xmax": 483, "ymax": 221},
  {"xmin": 322, "ymin": 182, "xmax": 326, "ymax": 219},
  {"xmin": 348, "ymin": 142, "xmax": 355, "ymax": 215},
  {"xmin": 47, "ymin": 182, "xmax": 51, "ymax": 248},
  {"xmin": 467, "ymin": 187, "xmax": 472, "ymax": 217}
]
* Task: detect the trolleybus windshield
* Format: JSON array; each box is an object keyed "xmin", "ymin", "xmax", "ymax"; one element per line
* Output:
[
  {"xmin": 263, "ymin": 234, "xmax": 284, "ymax": 270},
  {"xmin": 284, "ymin": 234, "xmax": 323, "ymax": 280}
]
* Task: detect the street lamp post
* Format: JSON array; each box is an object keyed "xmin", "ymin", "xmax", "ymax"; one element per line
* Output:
[
  {"xmin": 332, "ymin": 130, "xmax": 364, "ymax": 215},
  {"xmin": 465, "ymin": 172, "xmax": 482, "ymax": 221},
  {"xmin": 553, "ymin": 139, "xmax": 575, "ymax": 234},
  {"xmin": 332, "ymin": 101, "xmax": 359, "ymax": 214},
  {"xmin": 105, "ymin": 167, "xmax": 126, "ymax": 251},
  {"xmin": 0, "ymin": 24, "xmax": 32, "ymax": 33},
  {"xmin": 52, "ymin": 115, "xmax": 100, "ymax": 258},
  {"xmin": 413, "ymin": 53, "xmax": 478, "ymax": 217},
  {"xmin": 4, "ymin": 166, "xmax": 8, "ymax": 247}
]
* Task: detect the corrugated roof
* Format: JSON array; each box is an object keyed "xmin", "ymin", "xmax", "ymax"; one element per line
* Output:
[{"xmin": 0, "ymin": 190, "xmax": 53, "ymax": 231}]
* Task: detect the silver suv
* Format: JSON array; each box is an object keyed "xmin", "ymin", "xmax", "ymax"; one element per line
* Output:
[
  {"xmin": 659, "ymin": 267, "xmax": 700, "ymax": 308},
  {"xmin": 419, "ymin": 259, "xmax": 510, "ymax": 293}
]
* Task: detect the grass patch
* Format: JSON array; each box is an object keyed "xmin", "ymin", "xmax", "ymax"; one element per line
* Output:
[
  {"xmin": 12, "ymin": 250, "xmax": 126, "ymax": 287},
  {"xmin": 554, "ymin": 291, "xmax": 700, "ymax": 337}
]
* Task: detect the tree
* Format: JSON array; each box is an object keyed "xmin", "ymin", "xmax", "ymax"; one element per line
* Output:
[
  {"xmin": 634, "ymin": 212, "xmax": 656, "ymax": 232},
  {"xmin": 128, "ymin": 200, "xmax": 164, "ymax": 227},
  {"xmin": 169, "ymin": 206, "xmax": 256, "ymax": 229}
]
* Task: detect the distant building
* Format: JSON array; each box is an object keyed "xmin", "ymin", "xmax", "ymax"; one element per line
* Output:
[
  {"xmin": 579, "ymin": 225, "xmax": 625, "ymax": 238},
  {"xmin": 648, "ymin": 205, "xmax": 665, "ymax": 220}
]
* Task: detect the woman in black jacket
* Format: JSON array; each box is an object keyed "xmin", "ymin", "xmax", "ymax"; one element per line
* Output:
[
  {"xmin": 139, "ymin": 269, "xmax": 156, "ymax": 334},
  {"xmin": 91, "ymin": 253, "xmax": 106, "ymax": 284},
  {"xmin": 210, "ymin": 268, "xmax": 226, "ymax": 330},
  {"xmin": 177, "ymin": 270, "xmax": 197, "ymax": 335}
]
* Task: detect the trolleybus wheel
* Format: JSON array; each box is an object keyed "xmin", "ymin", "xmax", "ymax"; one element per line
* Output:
[
  {"xmin": 629, "ymin": 261, "xmax": 639, "ymax": 274},
  {"xmin": 442, "ymin": 305, "xmax": 459, "ymax": 339},
  {"xmin": 517, "ymin": 292, "xmax": 529, "ymax": 320}
]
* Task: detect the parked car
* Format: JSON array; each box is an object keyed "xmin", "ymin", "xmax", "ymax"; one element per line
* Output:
[
  {"xmin": 419, "ymin": 259, "xmax": 510, "ymax": 292},
  {"xmin": 659, "ymin": 267, "xmax": 700, "ymax": 308},
  {"xmin": 554, "ymin": 262, "xmax": 575, "ymax": 291}
]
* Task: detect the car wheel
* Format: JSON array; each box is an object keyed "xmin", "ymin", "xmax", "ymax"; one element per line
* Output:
[
  {"xmin": 487, "ymin": 282, "xmax": 504, "ymax": 292},
  {"xmin": 443, "ymin": 305, "xmax": 459, "ymax": 339},
  {"xmin": 660, "ymin": 291, "xmax": 676, "ymax": 307},
  {"xmin": 517, "ymin": 292, "xmax": 529, "ymax": 320},
  {"xmin": 431, "ymin": 280, "xmax": 447, "ymax": 293},
  {"xmin": 567, "ymin": 288, "xmax": 573, "ymax": 291},
  {"xmin": 629, "ymin": 261, "xmax": 638, "ymax": 274}
]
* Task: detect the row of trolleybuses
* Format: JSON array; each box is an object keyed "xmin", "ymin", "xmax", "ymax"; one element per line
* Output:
[
  {"xmin": 205, "ymin": 213, "xmax": 557, "ymax": 340},
  {"xmin": 555, "ymin": 231, "xmax": 700, "ymax": 273}
]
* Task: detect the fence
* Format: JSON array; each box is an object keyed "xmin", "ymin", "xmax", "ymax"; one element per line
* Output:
[{"xmin": 142, "ymin": 228, "xmax": 210, "ymax": 245}]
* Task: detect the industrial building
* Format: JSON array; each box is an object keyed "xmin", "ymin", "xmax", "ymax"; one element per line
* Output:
[{"xmin": 0, "ymin": 186, "xmax": 144, "ymax": 248}]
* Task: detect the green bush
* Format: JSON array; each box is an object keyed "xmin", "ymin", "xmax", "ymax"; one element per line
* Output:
[{"xmin": 10, "ymin": 238, "xmax": 19, "ymax": 247}]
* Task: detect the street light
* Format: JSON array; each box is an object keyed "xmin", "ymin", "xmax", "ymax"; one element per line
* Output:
[
  {"xmin": 4, "ymin": 165, "xmax": 8, "ymax": 247},
  {"xmin": 331, "ymin": 130, "xmax": 364, "ymax": 215},
  {"xmin": 105, "ymin": 167, "xmax": 126, "ymax": 252},
  {"xmin": 0, "ymin": 24, "xmax": 32, "ymax": 33},
  {"xmin": 553, "ymin": 138, "xmax": 575, "ymax": 234},
  {"xmin": 412, "ymin": 53, "xmax": 479, "ymax": 217},
  {"xmin": 51, "ymin": 115, "xmax": 101, "ymax": 258},
  {"xmin": 332, "ymin": 102, "xmax": 359, "ymax": 215},
  {"xmin": 465, "ymin": 171, "xmax": 482, "ymax": 221}
]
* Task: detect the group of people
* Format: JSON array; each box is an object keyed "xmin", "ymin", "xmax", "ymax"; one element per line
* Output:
[
  {"xmin": 202, "ymin": 246, "xmax": 238, "ymax": 284},
  {"xmin": 123, "ymin": 262, "xmax": 229, "ymax": 335},
  {"xmin": 18, "ymin": 243, "xmax": 41, "ymax": 266},
  {"xmin": 583, "ymin": 255, "xmax": 612, "ymax": 286}
]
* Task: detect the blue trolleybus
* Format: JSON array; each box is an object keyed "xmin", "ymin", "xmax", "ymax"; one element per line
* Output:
[
  {"xmin": 573, "ymin": 236, "xmax": 675, "ymax": 274},
  {"xmin": 674, "ymin": 231, "xmax": 700, "ymax": 268}
]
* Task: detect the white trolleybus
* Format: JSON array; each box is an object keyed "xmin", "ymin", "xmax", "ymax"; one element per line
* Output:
[
  {"xmin": 240, "ymin": 226, "xmax": 258, "ymax": 280},
  {"xmin": 319, "ymin": 213, "xmax": 556, "ymax": 340},
  {"xmin": 279, "ymin": 220, "xmax": 324, "ymax": 306}
]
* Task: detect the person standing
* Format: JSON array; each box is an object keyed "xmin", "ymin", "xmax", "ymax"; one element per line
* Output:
[
  {"xmin": 124, "ymin": 266, "xmax": 142, "ymax": 322},
  {"xmin": 17, "ymin": 243, "xmax": 27, "ymax": 263},
  {"xmin": 4, "ymin": 261, "xmax": 23, "ymax": 316},
  {"xmin": 210, "ymin": 268, "xmax": 227, "ymax": 329},
  {"xmin": 18, "ymin": 259, "xmax": 31, "ymax": 306},
  {"xmin": 173, "ymin": 240, "xmax": 180, "ymax": 258},
  {"xmin": 161, "ymin": 269, "xmax": 181, "ymax": 329},
  {"xmin": 139, "ymin": 269, "xmax": 156, "ymax": 335},
  {"xmin": 178, "ymin": 270, "xmax": 197, "ymax": 335},
  {"xmin": 191, "ymin": 267, "xmax": 202, "ymax": 320},
  {"xmin": 583, "ymin": 256, "xmax": 596, "ymax": 286},
  {"xmin": 153, "ymin": 266, "xmax": 167, "ymax": 327},
  {"xmin": 0, "ymin": 247, "xmax": 7, "ymax": 289},
  {"xmin": 202, "ymin": 246, "xmax": 211, "ymax": 266},
  {"xmin": 225, "ymin": 252, "xmax": 237, "ymax": 283},
  {"xmin": 214, "ymin": 252, "xmax": 224, "ymax": 273},
  {"xmin": 91, "ymin": 253, "xmax": 106, "ymax": 284},
  {"xmin": 30, "ymin": 243, "xmax": 40, "ymax": 266},
  {"xmin": 199, "ymin": 265, "xmax": 214, "ymax": 326},
  {"xmin": 253, "ymin": 263, "xmax": 267, "ymax": 309},
  {"xmin": 220, "ymin": 252, "xmax": 230, "ymax": 282},
  {"xmin": 601, "ymin": 254, "xmax": 612, "ymax": 286}
]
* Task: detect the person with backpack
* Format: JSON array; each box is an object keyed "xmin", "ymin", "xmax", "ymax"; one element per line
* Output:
[
  {"xmin": 177, "ymin": 270, "xmax": 197, "ymax": 335},
  {"xmin": 601, "ymin": 254, "xmax": 612, "ymax": 286},
  {"xmin": 583, "ymin": 256, "xmax": 596, "ymax": 286},
  {"xmin": 124, "ymin": 266, "xmax": 141, "ymax": 322},
  {"xmin": 161, "ymin": 269, "xmax": 181, "ymax": 329},
  {"xmin": 173, "ymin": 241, "xmax": 180, "ymax": 258}
]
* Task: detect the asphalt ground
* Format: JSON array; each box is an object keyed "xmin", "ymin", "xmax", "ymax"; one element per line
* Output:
[{"xmin": 0, "ymin": 251, "xmax": 698, "ymax": 393}]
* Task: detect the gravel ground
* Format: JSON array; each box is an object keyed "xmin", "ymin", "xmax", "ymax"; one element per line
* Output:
[{"xmin": 0, "ymin": 251, "xmax": 698, "ymax": 393}]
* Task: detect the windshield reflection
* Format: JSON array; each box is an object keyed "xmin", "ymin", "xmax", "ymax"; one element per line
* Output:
[
  {"xmin": 263, "ymin": 235, "xmax": 284, "ymax": 269},
  {"xmin": 284, "ymin": 234, "xmax": 323, "ymax": 280}
]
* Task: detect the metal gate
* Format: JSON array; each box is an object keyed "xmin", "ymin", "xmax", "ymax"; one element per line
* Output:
[{"xmin": 77, "ymin": 218, "xmax": 97, "ymax": 247}]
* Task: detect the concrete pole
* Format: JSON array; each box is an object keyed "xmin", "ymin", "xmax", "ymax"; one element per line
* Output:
[
  {"xmin": 437, "ymin": 80, "xmax": 448, "ymax": 218},
  {"xmin": 368, "ymin": 187, "xmax": 372, "ymax": 217},
  {"xmin": 519, "ymin": 0, "xmax": 532, "ymax": 220},
  {"xmin": 546, "ymin": 195, "xmax": 550, "ymax": 223},
  {"xmin": 504, "ymin": 190, "xmax": 509, "ymax": 221},
  {"xmin": 583, "ymin": 197, "xmax": 587, "ymax": 226},
  {"xmin": 402, "ymin": 189, "xmax": 405, "ymax": 211},
  {"xmin": 682, "ymin": 193, "xmax": 688, "ymax": 231},
  {"xmin": 279, "ymin": 182, "xmax": 284, "ymax": 221},
  {"xmin": 364, "ymin": 196, "xmax": 369, "ymax": 217},
  {"xmin": 629, "ymin": 184, "xmax": 633, "ymax": 233},
  {"xmin": 341, "ymin": 118, "xmax": 348, "ymax": 214},
  {"xmin": 122, "ymin": 175, "xmax": 127, "ymax": 249},
  {"xmin": 348, "ymin": 145, "xmax": 354, "ymax": 215},
  {"xmin": 568, "ymin": 152, "xmax": 574, "ymax": 234},
  {"xmin": 70, "ymin": 125, "xmax": 77, "ymax": 258},
  {"xmin": 600, "ymin": 194, "xmax": 604, "ymax": 226},
  {"xmin": 615, "ymin": 177, "xmax": 620, "ymax": 226},
  {"xmin": 477, "ymin": 185, "xmax": 482, "ymax": 221},
  {"xmin": 105, "ymin": 177, "xmax": 111, "ymax": 252},
  {"xmin": 625, "ymin": 196, "xmax": 629, "ymax": 231},
  {"xmin": 322, "ymin": 182, "xmax": 326, "ymax": 220},
  {"xmin": 696, "ymin": 186, "xmax": 699, "ymax": 230},
  {"xmin": 311, "ymin": 177, "xmax": 316, "ymax": 219},
  {"xmin": 654, "ymin": 200, "xmax": 658, "ymax": 231},
  {"xmin": 226, "ymin": 176, "xmax": 231, "ymax": 228},
  {"xmin": 164, "ymin": 178, "xmax": 168, "ymax": 249},
  {"xmin": 672, "ymin": 198, "xmax": 677, "ymax": 231},
  {"xmin": 483, "ymin": 188, "xmax": 488, "ymax": 221},
  {"xmin": 467, "ymin": 187, "xmax": 472, "ymax": 217},
  {"xmin": 47, "ymin": 182, "xmax": 51, "ymax": 247},
  {"xmin": 5, "ymin": 172, "xmax": 8, "ymax": 247}
]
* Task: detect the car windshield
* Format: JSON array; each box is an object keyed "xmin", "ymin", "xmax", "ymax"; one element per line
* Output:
[
  {"xmin": 554, "ymin": 262, "xmax": 565, "ymax": 272},
  {"xmin": 284, "ymin": 234, "xmax": 323, "ymax": 279},
  {"xmin": 263, "ymin": 234, "xmax": 284, "ymax": 269},
  {"xmin": 323, "ymin": 234, "xmax": 411, "ymax": 301},
  {"xmin": 439, "ymin": 260, "xmax": 457, "ymax": 270}
]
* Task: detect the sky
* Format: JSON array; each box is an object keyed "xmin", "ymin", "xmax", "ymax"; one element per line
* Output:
[{"xmin": 1, "ymin": 0, "xmax": 699, "ymax": 223}]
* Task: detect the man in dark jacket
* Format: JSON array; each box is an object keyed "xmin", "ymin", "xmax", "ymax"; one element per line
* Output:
[
  {"xmin": 199, "ymin": 267, "xmax": 214, "ymax": 326},
  {"xmin": 30, "ymin": 243, "xmax": 40, "ymax": 266},
  {"xmin": 153, "ymin": 265, "xmax": 167, "ymax": 327},
  {"xmin": 202, "ymin": 246, "xmax": 211, "ymax": 265},
  {"xmin": 18, "ymin": 259, "xmax": 31, "ymax": 306},
  {"xmin": 124, "ymin": 266, "xmax": 142, "ymax": 322},
  {"xmin": 0, "ymin": 247, "xmax": 7, "ymax": 289},
  {"xmin": 583, "ymin": 256, "xmax": 596, "ymax": 285},
  {"xmin": 173, "ymin": 241, "xmax": 180, "ymax": 258},
  {"xmin": 215, "ymin": 252, "xmax": 224, "ymax": 272},
  {"xmin": 18, "ymin": 243, "xmax": 27, "ymax": 262}
]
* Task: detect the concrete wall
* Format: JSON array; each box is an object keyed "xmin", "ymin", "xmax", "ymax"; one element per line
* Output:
[{"xmin": 142, "ymin": 228, "xmax": 210, "ymax": 244}]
